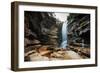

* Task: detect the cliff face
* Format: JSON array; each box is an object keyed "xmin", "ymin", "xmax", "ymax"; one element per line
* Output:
[
  {"xmin": 67, "ymin": 14, "xmax": 90, "ymax": 46},
  {"xmin": 24, "ymin": 11, "xmax": 61, "ymax": 61},
  {"xmin": 67, "ymin": 13, "xmax": 90, "ymax": 58}
]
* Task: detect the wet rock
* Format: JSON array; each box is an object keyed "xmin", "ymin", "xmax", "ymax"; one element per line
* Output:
[
  {"xmin": 24, "ymin": 38, "xmax": 31, "ymax": 47},
  {"xmin": 51, "ymin": 52, "xmax": 63, "ymax": 58},
  {"xmin": 65, "ymin": 51, "xmax": 82, "ymax": 59},
  {"xmin": 57, "ymin": 51, "xmax": 65, "ymax": 55},
  {"xmin": 29, "ymin": 53, "xmax": 49, "ymax": 61},
  {"xmin": 31, "ymin": 39, "xmax": 41, "ymax": 44},
  {"xmin": 25, "ymin": 50, "xmax": 36, "ymax": 57},
  {"xmin": 24, "ymin": 50, "xmax": 36, "ymax": 61},
  {"xmin": 49, "ymin": 28, "xmax": 58, "ymax": 35},
  {"xmin": 25, "ymin": 27, "xmax": 37, "ymax": 38},
  {"xmin": 38, "ymin": 46, "xmax": 48, "ymax": 53},
  {"xmin": 24, "ymin": 38, "xmax": 41, "ymax": 47},
  {"xmin": 40, "ymin": 50, "xmax": 51, "ymax": 58},
  {"xmin": 25, "ymin": 45, "xmax": 41, "ymax": 53},
  {"xmin": 63, "ymin": 53, "xmax": 72, "ymax": 59},
  {"xmin": 49, "ymin": 39, "xmax": 58, "ymax": 46},
  {"xmin": 54, "ymin": 48, "xmax": 62, "ymax": 51},
  {"xmin": 49, "ymin": 35, "xmax": 58, "ymax": 39}
]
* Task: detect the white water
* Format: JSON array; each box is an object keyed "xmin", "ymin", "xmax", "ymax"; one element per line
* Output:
[{"xmin": 60, "ymin": 21, "xmax": 68, "ymax": 49}]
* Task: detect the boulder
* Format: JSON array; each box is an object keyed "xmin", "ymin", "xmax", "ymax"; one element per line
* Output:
[
  {"xmin": 49, "ymin": 35, "xmax": 58, "ymax": 39},
  {"xmin": 24, "ymin": 38, "xmax": 31, "ymax": 47},
  {"xmin": 51, "ymin": 52, "xmax": 63, "ymax": 58},
  {"xmin": 31, "ymin": 39, "xmax": 41, "ymax": 44},
  {"xmin": 40, "ymin": 50, "xmax": 52, "ymax": 58},
  {"xmin": 29, "ymin": 53, "xmax": 49, "ymax": 61},
  {"xmin": 25, "ymin": 45, "xmax": 41, "ymax": 53},
  {"xmin": 25, "ymin": 50, "xmax": 36, "ymax": 57},
  {"xmin": 65, "ymin": 51, "xmax": 82, "ymax": 59},
  {"xmin": 38, "ymin": 46, "xmax": 48, "ymax": 53}
]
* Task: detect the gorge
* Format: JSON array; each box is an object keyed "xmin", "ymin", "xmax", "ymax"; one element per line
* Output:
[{"xmin": 24, "ymin": 11, "xmax": 90, "ymax": 61}]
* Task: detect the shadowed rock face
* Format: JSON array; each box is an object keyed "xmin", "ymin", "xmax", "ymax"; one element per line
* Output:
[
  {"xmin": 25, "ymin": 11, "xmax": 58, "ymax": 40},
  {"xmin": 24, "ymin": 11, "xmax": 60, "ymax": 61}
]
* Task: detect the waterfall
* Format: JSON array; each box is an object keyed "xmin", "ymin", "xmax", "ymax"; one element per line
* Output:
[{"xmin": 60, "ymin": 21, "xmax": 68, "ymax": 49}]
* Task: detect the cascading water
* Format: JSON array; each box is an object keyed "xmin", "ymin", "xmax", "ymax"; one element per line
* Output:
[{"xmin": 60, "ymin": 21, "xmax": 68, "ymax": 49}]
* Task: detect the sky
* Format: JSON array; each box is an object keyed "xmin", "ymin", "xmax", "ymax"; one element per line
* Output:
[{"xmin": 54, "ymin": 13, "xmax": 69, "ymax": 22}]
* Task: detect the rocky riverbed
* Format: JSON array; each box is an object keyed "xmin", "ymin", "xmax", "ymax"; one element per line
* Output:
[{"xmin": 24, "ymin": 46, "xmax": 83, "ymax": 61}]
